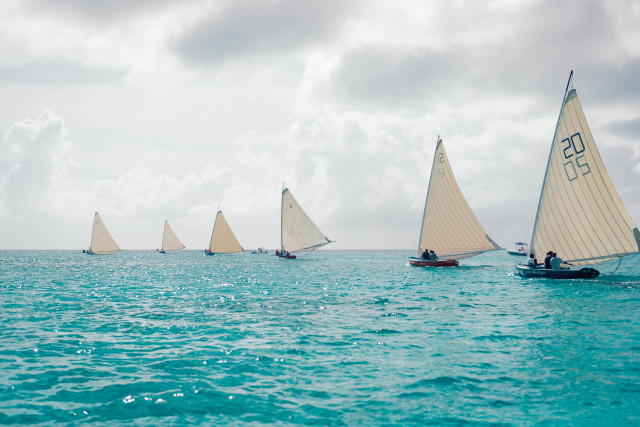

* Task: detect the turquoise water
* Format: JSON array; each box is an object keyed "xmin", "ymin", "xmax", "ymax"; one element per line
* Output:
[{"xmin": 1, "ymin": 250, "xmax": 640, "ymax": 425}]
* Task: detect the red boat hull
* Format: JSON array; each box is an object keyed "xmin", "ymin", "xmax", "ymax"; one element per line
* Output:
[
  {"xmin": 408, "ymin": 257, "xmax": 459, "ymax": 267},
  {"xmin": 275, "ymin": 250, "xmax": 297, "ymax": 259}
]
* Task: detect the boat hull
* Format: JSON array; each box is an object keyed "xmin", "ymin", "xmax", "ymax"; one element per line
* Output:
[
  {"xmin": 409, "ymin": 257, "xmax": 459, "ymax": 267},
  {"xmin": 275, "ymin": 250, "xmax": 296, "ymax": 259},
  {"xmin": 514, "ymin": 264, "xmax": 599, "ymax": 279},
  {"xmin": 507, "ymin": 250, "xmax": 527, "ymax": 256}
]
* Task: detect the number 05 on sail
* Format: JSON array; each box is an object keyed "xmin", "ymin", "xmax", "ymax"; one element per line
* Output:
[
  {"xmin": 409, "ymin": 138, "xmax": 501, "ymax": 267},
  {"xmin": 515, "ymin": 71, "xmax": 640, "ymax": 279}
]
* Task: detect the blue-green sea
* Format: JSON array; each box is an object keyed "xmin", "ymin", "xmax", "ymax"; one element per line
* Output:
[{"xmin": 1, "ymin": 250, "xmax": 640, "ymax": 425}]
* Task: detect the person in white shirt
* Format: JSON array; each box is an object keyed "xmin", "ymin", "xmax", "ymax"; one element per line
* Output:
[
  {"xmin": 526, "ymin": 254, "xmax": 537, "ymax": 267},
  {"xmin": 550, "ymin": 252, "xmax": 572, "ymax": 270}
]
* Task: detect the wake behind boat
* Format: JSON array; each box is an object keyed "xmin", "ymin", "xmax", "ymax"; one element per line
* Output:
[
  {"xmin": 410, "ymin": 137, "xmax": 501, "ymax": 267},
  {"xmin": 278, "ymin": 186, "xmax": 332, "ymax": 259},
  {"xmin": 84, "ymin": 212, "xmax": 120, "ymax": 255},
  {"xmin": 515, "ymin": 71, "xmax": 640, "ymax": 279}
]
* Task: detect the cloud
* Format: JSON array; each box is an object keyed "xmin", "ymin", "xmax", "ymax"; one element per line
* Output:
[
  {"xmin": 19, "ymin": 0, "xmax": 186, "ymax": 24},
  {"xmin": 173, "ymin": 0, "xmax": 354, "ymax": 67},
  {"xmin": 0, "ymin": 110, "xmax": 73, "ymax": 215}
]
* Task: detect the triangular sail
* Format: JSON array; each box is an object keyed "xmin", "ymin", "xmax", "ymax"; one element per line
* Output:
[
  {"xmin": 90, "ymin": 212, "xmax": 120, "ymax": 254},
  {"xmin": 209, "ymin": 211, "xmax": 243, "ymax": 254},
  {"xmin": 281, "ymin": 188, "xmax": 331, "ymax": 253},
  {"xmin": 529, "ymin": 72, "xmax": 640, "ymax": 266},
  {"xmin": 161, "ymin": 220, "xmax": 185, "ymax": 252},
  {"xmin": 417, "ymin": 139, "xmax": 500, "ymax": 259}
]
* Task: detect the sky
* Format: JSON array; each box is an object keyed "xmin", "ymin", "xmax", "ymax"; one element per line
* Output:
[{"xmin": 1, "ymin": 0, "xmax": 640, "ymax": 250}]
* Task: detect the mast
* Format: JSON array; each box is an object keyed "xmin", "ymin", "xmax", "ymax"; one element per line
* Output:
[
  {"xmin": 280, "ymin": 183, "xmax": 284, "ymax": 252},
  {"xmin": 416, "ymin": 136, "xmax": 441, "ymax": 257},
  {"xmin": 528, "ymin": 70, "xmax": 574, "ymax": 255}
]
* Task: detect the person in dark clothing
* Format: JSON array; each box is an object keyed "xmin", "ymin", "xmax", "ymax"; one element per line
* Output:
[
  {"xmin": 421, "ymin": 249, "xmax": 431, "ymax": 260},
  {"xmin": 543, "ymin": 251, "xmax": 552, "ymax": 269}
]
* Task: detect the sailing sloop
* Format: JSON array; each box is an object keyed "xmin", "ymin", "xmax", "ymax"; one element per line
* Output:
[
  {"xmin": 158, "ymin": 220, "xmax": 185, "ymax": 253},
  {"xmin": 205, "ymin": 210, "xmax": 243, "ymax": 255},
  {"xmin": 409, "ymin": 138, "xmax": 501, "ymax": 267},
  {"xmin": 515, "ymin": 71, "xmax": 640, "ymax": 279},
  {"xmin": 84, "ymin": 212, "xmax": 120, "ymax": 255},
  {"xmin": 277, "ymin": 187, "xmax": 332, "ymax": 259}
]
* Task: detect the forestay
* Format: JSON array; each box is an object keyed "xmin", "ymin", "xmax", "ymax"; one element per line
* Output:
[
  {"xmin": 281, "ymin": 188, "xmax": 331, "ymax": 253},
  {"xmin": 418, "ymin": 139, "xmax": 500, "ymax": 259},
  {"xmin": 530, "ymin": 72, "xmax": 640, "ymax": 265},
  {"xmin": 90, "ymin": 212, "xmax": 120, "ymax": 254},
  {"xmin": 209, "ymin": 211, "xmax": 243, "ymax": 254},
  {"xmin": 161, "ymin": 220, "xmax": 185, "ymax": 252}
]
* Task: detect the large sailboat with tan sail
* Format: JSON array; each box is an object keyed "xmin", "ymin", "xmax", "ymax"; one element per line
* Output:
[
  {"xmin": 515, "ymin": 71, "xmax": 640, "ymax": 279},
  {"xmin": 205, "ymin": 209, "xmax": 243, "ymax": 255},
  {"xmin": 84, "ymin": 212, "xmax": 120, "ymax": 255},
  {"xmin": 276, "ymin": 186, "xmax": 332, "ymax": 259},
  {"xmin": 409, "ymin": 137, "xmax": 501, "ymax": 267}
]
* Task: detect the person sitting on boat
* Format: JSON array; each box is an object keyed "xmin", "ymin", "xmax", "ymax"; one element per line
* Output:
[
  {"xmin": 421, "ymin": 249, "xmax": 431, "ymax": 260},
  {"xmin": 550, "ymin": 252, "xmax": 571, "ymax": 270},
  {"xmin": 526, "ymin": 253, "xmax": 537, "ymax": 267},
  {"xmin": 543, "ymin": 251, "xmax": 553, "ymax": 269},
  {"xmin": 429, "ymin": 250, "xmax": 439, "ymax": 260}
]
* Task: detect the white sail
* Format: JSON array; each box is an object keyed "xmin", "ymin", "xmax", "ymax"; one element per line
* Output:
[
  {"xmin": 529, "ymin": 72, "xmax": 640, "ymax": 266},
  {"xmin": 417, "ymin": 138, "xmax": 500, "ymax": 259},
  {"xmin": 281, "ymin": 188, "xmax": 331, "ymax": 253},
  {"xmin": 161, "ymin": 220, "xmax": 185, "ymax": 252},
  {"xmin": 89, "ymin": 212, "xmax": 120, "ymax": 254},
  {"xmin": 209, "ymin": 211, "xmax": 243, "ymax": 254}
]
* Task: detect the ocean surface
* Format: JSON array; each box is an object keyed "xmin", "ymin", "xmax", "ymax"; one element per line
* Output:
[{"xmin": 1, "ymin": 250, "xmax": 640, "ymax": 425}]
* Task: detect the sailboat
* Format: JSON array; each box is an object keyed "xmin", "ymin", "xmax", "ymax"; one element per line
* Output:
[
  {"xmin": 84, "ymin": 212, "xmax": 120, "ymax": 255},
  {"xmin": 277, "ymin": 187, "xmax": 332, "ymax": 259},
  {"xmin": 409, "ymin": 137, "xmax": 501, "ymax": 267},
  {"xmin": 205, "ymin": 210, "xmax": 243, "ymax": 255},
  {"xmin": 158, "ymin": 220, "xmax": 185, "ymax": 253},
  {"xmin": 515, "ymin": 71, "xmax": 640, "ymax": 279}
]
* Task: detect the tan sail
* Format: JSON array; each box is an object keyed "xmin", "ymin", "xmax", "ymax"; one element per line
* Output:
[
  {"xmin": 281, "ymin": 188, "xmax": 331, "ymax": 253},
  {"xmin": 417, "ymin": 138, "xmax": 500, "ymax": 259},
  {"xmin": 209, "ymin": 211, "xmax": 243, "ymax": 254},
  {"xmin": 161, "ymin": 220, "xmax": 185, "ymax": 252},
  {"xmin": 89, "ymin": 212, "xmax": 120, "ymax": 254},
  {"xmin": 530, "ymin": 72, "xmax": 640, "ymax": 265}
]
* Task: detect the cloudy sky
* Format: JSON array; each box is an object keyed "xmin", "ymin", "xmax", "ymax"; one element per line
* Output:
[{"xmin": 1, "ymin": 0, "xmax": 640, "ymax": 250}]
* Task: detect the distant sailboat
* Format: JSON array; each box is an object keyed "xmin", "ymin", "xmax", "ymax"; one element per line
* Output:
[
  {"xmin": 85, "ymin": 212, "xmax": 120, "ymax": 255},
  {"xmin": 205, "ymin": 210, "xmax": 243, "ymax": 255},
  {"xmin": 277, "ymin": 187, "xmax": 332, "ymax": 259},
  {"xmin": 158, "ymin": 220, "xmax": 185, "ymax": 253},
  {"xmin": 409, "ymin": 138, "xmax": 501, "ymax": 267},
  {"xmin": 515, "ymin": 71, "xmax": 640, "ymax": 279}
]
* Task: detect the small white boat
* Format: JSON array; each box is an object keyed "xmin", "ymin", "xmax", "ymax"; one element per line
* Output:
[
  {"xmin": 252, "ymin": 247, "xmax": 268, "ymax": 254},
  {"xmin": 277, "ymin": 186, "xmax": 332, "ymax": 259},
  {"xmin": 84, "ymin": 212, "xmax": 120, "ymax": 255},
  {"xmin": 507, "ymin": 242, "xmax": 528, "ymax": 256},
  {"xmin": 158, "ymin": 220, "xmax": 185, "ymax": 253},
  {"xmin": 205, "ymin": 210, "xmax": 243, "ymax": 255},
  {"xmin": 409, "ymin": 137, "xmax": 501, "ymax": 267},
  {"xmin": 515, "ymin": 71, "xmax": 640, "ymax": 279}
]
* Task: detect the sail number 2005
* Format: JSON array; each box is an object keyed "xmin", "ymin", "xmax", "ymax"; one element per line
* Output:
[{"xmin": 562, "ymin": 133, "xmax": 591, "ymax": 182}]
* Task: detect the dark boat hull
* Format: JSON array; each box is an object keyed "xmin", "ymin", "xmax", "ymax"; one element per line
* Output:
[
  {"xmin": 409, "ymin": 257, "xmax": 459, "ymax": 267},
  {"xmin": 514, "ymin": 264, "xmax": 599, "ymax": 279}
]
